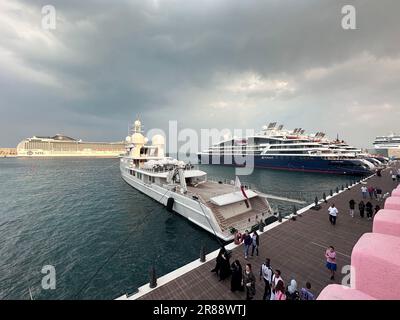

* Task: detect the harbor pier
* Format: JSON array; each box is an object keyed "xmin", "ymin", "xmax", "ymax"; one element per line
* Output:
[{"xmin": 118, "ymin": 162, "xmax": 400, "ymax": 300}]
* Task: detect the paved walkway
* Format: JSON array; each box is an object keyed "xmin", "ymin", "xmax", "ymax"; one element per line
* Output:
[{"xmin": 139, "ymin": 162, "xmax": 400, "ymax": 300}]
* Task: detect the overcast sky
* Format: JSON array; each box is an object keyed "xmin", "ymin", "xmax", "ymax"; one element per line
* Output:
[{"xmin": 1, "ymin": 0, "xmax": 399, "ymax": 148}]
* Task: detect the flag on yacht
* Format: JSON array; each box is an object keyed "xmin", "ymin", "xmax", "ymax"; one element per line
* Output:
[{"xmin": 235, "ymin": 176, "xmax": 250, "ymax": 208}]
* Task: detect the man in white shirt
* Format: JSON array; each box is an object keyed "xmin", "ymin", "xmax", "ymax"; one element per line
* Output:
[
  {"xmin": 328, "ymin": 204, "xmax": 338, "ymax": 225},
  {"xmin": 361, "ymin": 186, "xmax": 368, "ymax": 199},
  {"xmin": 260, "ymin": 258, "xmax": 273, "ymax": 300}
]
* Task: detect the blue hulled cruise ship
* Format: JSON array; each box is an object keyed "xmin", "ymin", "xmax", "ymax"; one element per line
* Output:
[{"xmin": 198, "ymin": 123, "xmax": 386, "ymax": 175}]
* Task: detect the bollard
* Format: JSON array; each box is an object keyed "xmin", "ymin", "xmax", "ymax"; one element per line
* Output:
[
  {"xmin": 336, "ymin": 187, "xmax": 339, "ymax": 194},
  {"xmin": 330, "ymin": 189, "xmax": 333, "ymax": 197},
  {"xmin": 278, "ymin": 212, "xmax": 282, "ymax": 222},
  {"xmin": 293, "ymin": 205, "xmax": 297, "ymax": 215},
  {"xmin": 149, "ymin": 265, "xmax": 157, "ymax": 289},
  {"xmin": 341, "ymin": 185, "xmax": 344, "ymax": 191},
  {"xmin": 323, "ymin": 192, "xmax": 327, "ymax": 203},
  {"xmin": 200, "ymin": 245, "xmax": 206, "ymax": 263},
  {"xmin": 259, "ymin": 222, "xmax": 265, "ymax": 232},
  {"xmin": 346, "ymin": 183, "xmax": 349, "ymax": 189}
]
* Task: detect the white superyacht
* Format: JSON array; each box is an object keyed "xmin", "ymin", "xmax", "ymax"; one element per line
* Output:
[{"xmin": 120, "ymin": 119, "xmax": 274, "ymax": 241}]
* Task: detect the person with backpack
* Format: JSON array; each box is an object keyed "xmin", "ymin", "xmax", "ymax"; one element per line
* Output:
[
  {"xmin": 259, "ymin": 258, "xmax": 273, "ymax": 300},
  {"xmin": 349, "ymin": 199, "xmax": 355, "ymax": 218},
  {"xmin": 300, "ymin": 282, "xmax": 315, "ymax": 300}
]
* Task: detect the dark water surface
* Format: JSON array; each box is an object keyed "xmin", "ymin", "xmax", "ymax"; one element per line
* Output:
[{"xmin": 0, "ymin": 158, "xmax": 356, "ymax": 299}]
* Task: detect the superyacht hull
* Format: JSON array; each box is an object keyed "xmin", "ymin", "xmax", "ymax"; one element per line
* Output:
[
  {"xmin": 197, "ymin": 154, "xmax": 371, "ymax": 176},
  {"xmin": 120, "ymin": 164, "xmax": 231, "ymax": 241}
]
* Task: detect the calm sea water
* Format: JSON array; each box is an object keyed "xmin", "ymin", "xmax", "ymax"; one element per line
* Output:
[{"xmin": 0, "ymin": 158, "xmax": 357, "ymax": 300}]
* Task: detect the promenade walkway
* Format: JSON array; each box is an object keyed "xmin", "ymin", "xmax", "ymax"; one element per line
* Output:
[{"xmin": 134, "ymin": 163, "xmax": 400, "ymax": 300}]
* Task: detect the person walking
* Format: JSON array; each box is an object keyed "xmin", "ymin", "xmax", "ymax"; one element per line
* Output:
[
  {"xmin": 376, "ymin": 187, "xmax": 383, "ymax": 201},
  {"xmin": 270, "ymin": 269, "xmax": 283, "ymax": 300},
  {"xmin": 300, "ymin": 282, "xmax": 315, "ymax": 300},
  {"xmin": 218, "ymin": 249, "xmax": 232, "ymax": 281},
  {"xmin": 349, "ymin": 199, "xmax": 355, "ymax": 218},
  {"xmin": 325, "ymin": 246, "xmax": 337, "ymax": 280},
  {"xmin": 211, "ymin": 247, "xmax": 226, "ymax": 275},
  {"xmin": 251, "ymin": 231, "xmax": 259, "ymax": 257},
  {"xmin": 242, "ymin": 230, "xmax": 252, "ymax": 259},
  {"xmin": 367, "ymin": 186, "xmax": 374, "ymax": 200},
  {"xmin": 328, "ymin": 204, "xmax": 338, "ymax": 225},
  {"xmin": 274, "ymin": 280, "xmax": 287, "ymax": 300},
  {"xmin": 286, "ymin": 279, "xmax": 299, "ymax": 300},
  {"xmin": 230, "ymin": 260, "xmax": 243, "ymax": 292},
  {"xmin": 366, "ymin": 201, "xmax": 373, "ymax": 220},
  {"xmin": 260, "ymin": 258, "xmax": 273, "ymax": 300},
  {"xmin": 358, "ymin": 200, "xmax": 365, "ymax": 218},
  {"xmin": 361, "ymin": 185, "xmax": 368, "ymax": 199},
  {"xmin": 243, "ymin": 264, "xmax": 256, "ymax": 300}
]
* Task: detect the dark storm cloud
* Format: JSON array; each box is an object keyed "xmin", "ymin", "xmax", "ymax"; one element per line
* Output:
[{"xmin": 0, "ymin": 0, "xmax": 399, "ymax": 147}]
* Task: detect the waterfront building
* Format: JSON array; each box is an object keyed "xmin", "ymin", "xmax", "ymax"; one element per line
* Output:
[{"xmin": 0, "ymin": 148, "xmax": 17, "ymax": 157}]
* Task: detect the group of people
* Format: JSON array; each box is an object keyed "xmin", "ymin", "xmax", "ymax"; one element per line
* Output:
[
  {"xmin": 350, "ymin": 199, "xmax": 380, "ymax": 220},
  {"xmin": 234, "ymin": 229, "xmax": 260, "ymax": 259},
  {"xmin": 211, "ymin": 165, "xmax": 398, "ymax": 301},
  {"xmin": 360, "ymin": 185, "xmax": 384, "ymax": 201},
  {"xmin": 211, "ymin": 247, "xmax": 315, "ymax": 300},
  {"xmin": 328, "ymin": 182, "xmax": 386, "ymax": 225}
]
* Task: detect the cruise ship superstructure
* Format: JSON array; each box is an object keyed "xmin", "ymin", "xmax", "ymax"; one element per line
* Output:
[
  {"xmin": 374, "ymin": 134, "xmax": 400, "ymax": 149},
  {"xmin": 373, "ymin": 134, "xmax": 400, "ymax": 159},
  {"xmin": 120, "ymin": 119, "xmax": 274, "ymax": 241},
  {"xmin": 198, "ymin": 122, "xmax": 383, "ymax": 175},
  {"xmin": 16, "ymin": 135, "xmax": 125, "ymax": 157}
]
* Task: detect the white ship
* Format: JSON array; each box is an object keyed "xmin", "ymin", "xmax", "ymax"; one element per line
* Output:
[
  {"xmin": 16, "ymin": 134, "xmax": 125, "ymax": 157},
  {"xmin": 120, "ymin": 119, "xmax": 274, "ymax": 241},
  {"xmin": 198, "ymin": 123, "xmax": 376, "ymax": 175},
  {"xmin": 373, "ymin": 134, "xmax": 400, "ymax": 159},
  {"xmin": 374, "ymin": 134, "xmax": 400, "ymax": 150}
]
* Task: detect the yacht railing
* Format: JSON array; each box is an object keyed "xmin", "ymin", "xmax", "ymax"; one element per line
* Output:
[{"xmin": 135, "ymin": 164, "xmax": 200, "ymax": 174}]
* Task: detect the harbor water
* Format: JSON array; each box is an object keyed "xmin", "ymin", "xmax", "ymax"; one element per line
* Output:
[{"xmin": 0, "ymin": 158, "xmax": 358, "ymax": 299}]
